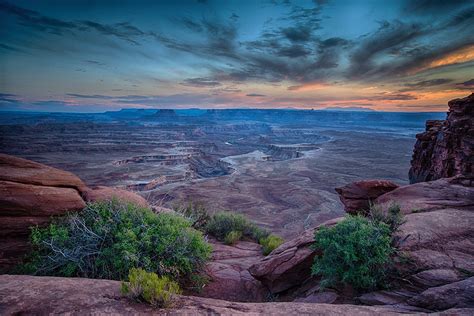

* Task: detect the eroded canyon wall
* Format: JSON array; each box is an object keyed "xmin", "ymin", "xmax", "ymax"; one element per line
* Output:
[{"xmin": 409, "ymin": 93, "xmax": 473, "ymax": 184}]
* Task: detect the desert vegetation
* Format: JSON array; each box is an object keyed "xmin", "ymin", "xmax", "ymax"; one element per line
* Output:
[
  {"xmin": 24, "ymin": 200, "xmax": 211, "ymax": 282},
  {"xmin": 205, "ymin": 211, "xmax": 283, "ymax": 253},
  {"xmin": 311, "ymin": 204, "xmax": 402, "ymax": 291},
  {"xmin": 173, "ymin": 202, "xmax": 210, "ymax": 231},
  {"xmin": 121, "ymin": 268, "xmax": 181, "ymax": 307},
  {"xmin": 174, "ymin": 204, "xmax": 284, "ymax": 254},
  {"xmin": 259, "ymin": 235, "xmax": 285, "ymax": 256}
]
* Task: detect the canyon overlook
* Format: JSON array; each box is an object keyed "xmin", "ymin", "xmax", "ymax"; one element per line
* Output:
[
  {"xmin": 0, "ymin": 94, "xmax": 473, "ymax": 314},
  {"xmin": 0, "ymin": 109, "xmax": 441, "ymax": 239},
  {"xmin": 3, "ymin": 0, "xmax": 474, "ymax": 313}
]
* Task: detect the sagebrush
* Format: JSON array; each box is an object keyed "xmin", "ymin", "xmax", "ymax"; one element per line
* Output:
[
  {"xmin": 205, "ymin": 211, "xmax": 269, "ymax": 242},
  {"xmin": 25, "ymin": 200, "xmax": 211, "ymax": 281},
  {"xmin": 260, "ymin": 234, "xmax": 284, "ymax": 255},
  {"xmin": 224, "ymin": 230, "xmax": 242, "ymax": 245},
  {"xmin": 121, "ymin": 268, "xmax": 181, "ymax": 307}
]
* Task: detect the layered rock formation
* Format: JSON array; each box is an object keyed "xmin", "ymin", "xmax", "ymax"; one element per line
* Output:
[
  {"xmin": 251, "ymin": 93, "xmax": 474, "ymax": 312},
  {"xmin": 0, "ymin": 154, "xmax": 87, "ymax": 271},
  {"xmin": 201, "ymin": 240, "xmax": 267, "ymax": 302},
  {"xmin": 409, "ymin": 93, "xmax": 473, "ymax": 184},
  {"xmin": 1, "ymin": 94, "xmax": 473, "ymax": 313},
  {"xmin": 6, "ymin": 274, "xmax": 471, "ymax": 315},
  {"xmin": 249, "ymin": 217, "xmax": 342, "ymax": 295},
  {"xmin": 249, "ymin": 176, "xmax": 474, "ymax": 311},
  {"xmin": 0, "ymin": 154, "xmax": 150, "ymax": 272}
]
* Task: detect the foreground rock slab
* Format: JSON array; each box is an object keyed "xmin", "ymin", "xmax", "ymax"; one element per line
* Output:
[{"xmin": 4, "ymin": 274, "xmax": 471, "ymax": 315}]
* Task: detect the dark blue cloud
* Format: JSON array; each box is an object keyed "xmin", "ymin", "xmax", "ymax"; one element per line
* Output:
[{"xmin": 0, "ymin": 0, "xmax": 473, "ymax": 111}]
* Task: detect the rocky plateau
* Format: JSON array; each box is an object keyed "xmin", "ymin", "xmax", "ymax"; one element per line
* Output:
[{"xmin": 0, "ymin": 95, "xmax": 473, "ymax": 314}]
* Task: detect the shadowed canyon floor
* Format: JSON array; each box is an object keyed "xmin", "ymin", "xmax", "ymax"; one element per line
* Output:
[{"xmin": 0, "ymin": 110, "xmax": 444, "ymax": 239}]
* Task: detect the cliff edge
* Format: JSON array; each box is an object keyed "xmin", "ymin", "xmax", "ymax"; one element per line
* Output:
[{"xmin": 409, "ymin": 93, "xmax": 473, "ymax": 184}]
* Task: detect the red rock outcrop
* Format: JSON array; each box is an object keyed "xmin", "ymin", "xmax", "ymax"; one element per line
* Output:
[
  {"xmin": 409, "ymin": 93, "xmax": 474, "ymax": 184},
  {"xmin": 0, "ymin": 153, "xmax": 88, "ymax": 192},
  {"xmin": 0, "ymin": 154, "xmax": 150, "ymax": 272},
  {"xmin": 375, "ymin": 176, "xmax": 474, "ymax": 215},
  {"xmin": 83, "ymin": 186, "xmax": 149, "ymax": 208},
  {"xmin": 249, "ymin": 177, "xmax": 474, "ymax": 311},
  {"xmin": 0, "ymin": 154, "xmax": 87, "ymax": 271},
  {"xmin": 335, "ymin": 180, "xmax": 399, "ymax": 214},
  {"xmin": 200, "ymin": 240, "xmax": 267, "ymax": 302},
  {"xmin": 249, "ymin": 217, "xmax": 343, "ymax": 294},
  {"xmin": 4, "ymin": 274, "xmax": 458, "ymax": 315}
]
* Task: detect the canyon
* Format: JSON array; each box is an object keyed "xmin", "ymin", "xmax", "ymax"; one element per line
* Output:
[
  {"xmin": 0, "ymin": 94, "xmax": 473, "ymax": 314},
  {"xmin": 0, "ymin": 109, "xmax": 444, "ymax": 239}
]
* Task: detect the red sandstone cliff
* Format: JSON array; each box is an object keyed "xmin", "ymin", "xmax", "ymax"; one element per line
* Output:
[{"xmin": 409, "ymin": 93, "xmax": 473, "ymax": 184}]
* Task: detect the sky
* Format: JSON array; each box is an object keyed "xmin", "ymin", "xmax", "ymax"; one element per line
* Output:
[{"xmin": 0, "ymin": 0, "xmax": 473, "ymax": 112}]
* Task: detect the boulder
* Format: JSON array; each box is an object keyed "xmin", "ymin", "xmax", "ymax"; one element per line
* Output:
[
  {"xmin": 249, "ymin": 217, "xmax": 343, "ymax": 294},
  {"xmin": 0, "ymin": 153, "xmax": 87, "ymax": 192},
  {"xmin": 0, "ymin": 180, "xmax": 86, "ymax": 217},
  {"xmin": 293, "ymin": 291, "xmax": 339, "ymax": 304},
  {"xmin": 250, "ymin": 177, "xmax": 474, "ymax": 312},
  {"xmin": 0, "ymin": 155, "xmax": 89, "ymax": 272},
  {"xmin": 335, "ymin": 180, "xmax": 399, "ymax": 214},
  {"xmin": 409, "ymin": 93, "xmax": 473, "ymax": 184},
  {"xmin": 83, "ymin": 186, "xmax": 149, "ymax": 208},
  {"xmin": 199, "ymin": 240, "xmax": 267, "ymax": 302},
  {"xmin": 358, "ymin": 290, "xmax": 415, "ymax": 306}
]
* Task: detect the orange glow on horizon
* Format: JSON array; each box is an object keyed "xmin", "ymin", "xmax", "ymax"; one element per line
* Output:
[
  {"xmin": 287, "ymin": 82, "xmax": 330, "ymax": 92},
  {"xmin": 413, "ymin": 45, "xmax": 474, "ymax": 73}
]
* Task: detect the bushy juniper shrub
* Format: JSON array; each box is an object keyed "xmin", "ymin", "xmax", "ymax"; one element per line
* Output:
[
  {"xmin": 25, "ymin": 200, "xmax": 211, "ymax": 281},
  {"xmin": 205, "ymin": 211, "xmax": 270, "ymax": 243},
  {"xmin": 121, "ymin": 268, "xmax": 181, "ymax": 307},
  {"xmin": 311, "ymin": 215, "xmax": 394, "ymax": 291},
  {"xmin": 260, "ymin": 234, "xmax": 284, "ymax": 255}
]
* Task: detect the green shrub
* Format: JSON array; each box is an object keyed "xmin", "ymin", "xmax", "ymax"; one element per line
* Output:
[
  {"xmin": 121, "ymin": 268, "xmax": 181, "ymax": 307},
  {"xmin": 224, "ymin": 231, "xmax": 242, "ymax": 245},
  {"xmin": 311, "ymin": 215, "xmax": 394, "ymax": 291},
  {"xmin": 25, "ymin": 200, "xmax": 211, "ymax": 281},
  {"xmin": 205, "ymin": 211, "xmax": 269, "ymax": 243},
  {"xmin": 260, "ymin": 234, "xmax": 284, "ymax": 255},
  {"xmin": 173, "ymin": 202, "xmax": 210, "ymax": 231}
]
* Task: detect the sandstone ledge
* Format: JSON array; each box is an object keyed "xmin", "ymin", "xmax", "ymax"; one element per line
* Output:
[{"xmin": 3, "ymin": 274, "xmax": 472, "ymax": 315}]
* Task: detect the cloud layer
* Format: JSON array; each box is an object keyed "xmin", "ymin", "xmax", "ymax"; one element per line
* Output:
[{"xmin": 0, "ymin": 0, "xmax": 473, "ymax": 112}]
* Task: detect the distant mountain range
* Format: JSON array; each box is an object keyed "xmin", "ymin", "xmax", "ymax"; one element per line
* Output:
[{"xmin": 320, "ymin": 106, "xmax": 375, "ymax": 112}]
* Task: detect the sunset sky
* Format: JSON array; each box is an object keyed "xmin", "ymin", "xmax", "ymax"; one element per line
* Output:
[{"xmin": 0, "ymin": 0, "xmax": 473, "ymax": 112}]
